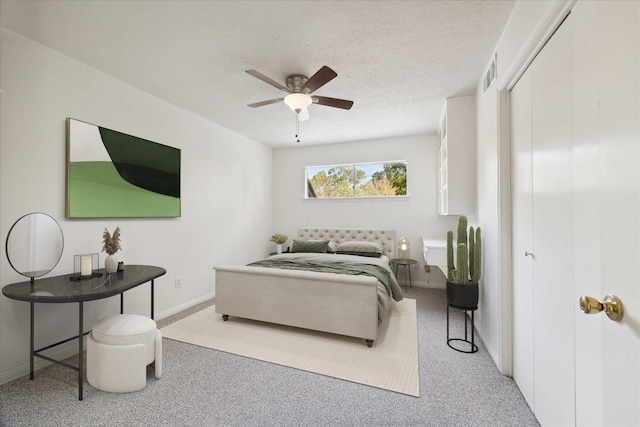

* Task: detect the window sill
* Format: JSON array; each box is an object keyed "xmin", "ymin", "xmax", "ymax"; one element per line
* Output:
[{"xmin": 303, "ymin": 195, "xmax": 411, "ymax": 202}]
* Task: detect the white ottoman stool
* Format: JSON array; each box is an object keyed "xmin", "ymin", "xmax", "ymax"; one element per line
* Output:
[{"xmin": 87, "ymin": 313, "xmax": 162, "ymax": 393}]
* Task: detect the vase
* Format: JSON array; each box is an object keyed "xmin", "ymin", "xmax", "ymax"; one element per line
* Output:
[
  {"xmin": 276, "ymin": 244, "xmax": 282, "ymax": 254},
  {"xmin": 105, "ymin": 254, "xmax": 118, "ymax": 273}
]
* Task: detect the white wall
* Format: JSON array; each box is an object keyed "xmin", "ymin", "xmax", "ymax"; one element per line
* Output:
[
  {"xmin": 474, "ymin": 81, "xmax": 501, "ymax": 363},
  {"xmin": 272, "ymin": 134, "xmax": 459, "ymax": 288},
  {"xmin": 0, "ymin": 29, "xmax": 272, "ymax": 383}
]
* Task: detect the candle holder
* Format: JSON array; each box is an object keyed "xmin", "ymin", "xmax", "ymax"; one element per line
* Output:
[{"xmin": 70, "ymin": 253, "xmax": 101, "ymax": 281}]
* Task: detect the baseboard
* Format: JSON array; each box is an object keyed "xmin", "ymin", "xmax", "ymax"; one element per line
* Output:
[
  {"xmin": 407, "ymin": 280, "xmax": 446, "ymax": 290},
  {"xmin": 155, "ymin": 292, "xmax": 215, "ymax": 321}
]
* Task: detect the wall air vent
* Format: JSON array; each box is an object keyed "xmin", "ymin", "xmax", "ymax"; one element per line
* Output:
[{"xmin": 483, "ymin": 55, "xmax": 496, "ymax": 93}]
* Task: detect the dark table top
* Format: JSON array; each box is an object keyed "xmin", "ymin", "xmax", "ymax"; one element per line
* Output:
[{"xmin": 2, "ymin": 265, "xmax": 166, "ymax": 303}]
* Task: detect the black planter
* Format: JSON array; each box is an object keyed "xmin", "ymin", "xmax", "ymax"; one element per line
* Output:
[{"xmin": 446, "ymin": 280, "xmax": 479, "ymax": 309}]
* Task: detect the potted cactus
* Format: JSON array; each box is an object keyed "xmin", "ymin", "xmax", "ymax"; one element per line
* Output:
[{"xmin": 446, "ymin": 216, "xmax": 481, "ymax": 309}]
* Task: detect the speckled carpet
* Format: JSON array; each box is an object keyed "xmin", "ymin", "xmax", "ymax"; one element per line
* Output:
[
  {"xmin": 161, "ymin": 299, "xmax": 419, "ymax": 396},
  {"xmin": 0, "ymin": 288, "xmax": 539, "ymax": 427}
]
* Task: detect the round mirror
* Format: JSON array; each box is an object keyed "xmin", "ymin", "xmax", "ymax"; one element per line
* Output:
[{"xmin": 5, "ymin": 212, "xmax": 64, "ymax": 278}]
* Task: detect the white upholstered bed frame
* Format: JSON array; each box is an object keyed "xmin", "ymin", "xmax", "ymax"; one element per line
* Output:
[{"xmin": 214, "ymin": 228, "xmax": 395, "ymax": 346}]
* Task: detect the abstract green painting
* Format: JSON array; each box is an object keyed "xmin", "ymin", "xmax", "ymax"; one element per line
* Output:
[{"xmin": 66, "ymin": 118, "xmax": 181, "ymax": 218}]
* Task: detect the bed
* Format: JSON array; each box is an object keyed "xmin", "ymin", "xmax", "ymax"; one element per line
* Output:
[{"xmin": 214, "ymin": 228, "xmax": 404, "ymax": 347}]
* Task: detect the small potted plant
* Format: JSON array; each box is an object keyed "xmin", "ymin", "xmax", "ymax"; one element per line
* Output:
[
  {"xmin": 102, "ymin": 226, "xmax": 122, "ymax": 273},
  {"xmin": 270, "ymin": 233, "xmax": 288, "ymax": 254},
  {"xmin": 446, "ymin": 216, "xmax": 481, "ymax": 309}
]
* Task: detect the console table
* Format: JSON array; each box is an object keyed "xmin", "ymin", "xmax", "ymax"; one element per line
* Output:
[{"xmin": 2, "ymin": 265, "xmax": 166, "ymax": 400}]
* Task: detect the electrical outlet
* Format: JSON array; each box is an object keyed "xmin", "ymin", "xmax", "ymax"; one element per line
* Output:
[{"xmin": 175, "ymin": 278, "xmax": 182, "ymax": 289}]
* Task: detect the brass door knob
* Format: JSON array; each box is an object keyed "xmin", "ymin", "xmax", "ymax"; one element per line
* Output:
[{"xmin": 579, "ymin": 295, "xmax": 624, "ymax": 321}]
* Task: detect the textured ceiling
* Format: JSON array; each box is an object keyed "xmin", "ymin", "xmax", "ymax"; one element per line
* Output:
[{"xmin": 0, "ymin": 1, "xmax": 515, "ymax": 147}]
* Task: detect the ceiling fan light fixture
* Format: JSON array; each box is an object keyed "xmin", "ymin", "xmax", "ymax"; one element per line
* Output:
[{"xmin": 284, "ymin": 93, "xmax": 312, "ymax": 113}]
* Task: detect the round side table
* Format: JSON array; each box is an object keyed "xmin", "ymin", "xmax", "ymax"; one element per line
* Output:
[{"xmin": 392, "ymin": 258, "xmax": 417, "ymax": 289}]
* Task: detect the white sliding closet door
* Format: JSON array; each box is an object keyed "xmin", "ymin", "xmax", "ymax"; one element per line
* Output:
[
  {"xmin": 530, "ymin": 17, "xmax": 574, "ymax": 427},
  {"xmin": 510, "ymin": 16, "xmax": 575, "ymax": 427},
  {"xmin": 510, "ymin": 67, "xmax": 534, "ymax": 410}
]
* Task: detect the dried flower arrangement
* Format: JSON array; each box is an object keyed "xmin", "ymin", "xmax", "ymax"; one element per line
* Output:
[
  {"xmin": 270, "ymin": 233, "xmax": 288, "ymax": 244},
  {"xmin": 102, "ymin": 227, "xmax": 122, "ymax": 255}
]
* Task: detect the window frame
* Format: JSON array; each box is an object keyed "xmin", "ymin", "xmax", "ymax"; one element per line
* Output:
[{"xmin": 304, "ymin": 160, "xmax": 408, "ymax": 200}]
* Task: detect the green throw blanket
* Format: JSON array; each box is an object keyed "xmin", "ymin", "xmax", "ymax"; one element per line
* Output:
[{"xmin": 247, "ymin": 259, "xmax": 392, "ymax": 297}]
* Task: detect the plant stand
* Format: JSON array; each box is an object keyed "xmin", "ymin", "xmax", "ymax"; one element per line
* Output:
[{"xmin": 446, "ymin": 303, "xmax": 478, "ymax": 353}]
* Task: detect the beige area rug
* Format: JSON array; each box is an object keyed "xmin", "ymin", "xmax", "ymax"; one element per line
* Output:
[{"xmin": 161, "ymin": 298, "xmax": 419, "ymax": 397}]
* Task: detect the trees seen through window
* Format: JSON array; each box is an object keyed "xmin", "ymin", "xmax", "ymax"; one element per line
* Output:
[{"xmin": 306, "ymin": 161, "xmax": 407, "ymax": 198}]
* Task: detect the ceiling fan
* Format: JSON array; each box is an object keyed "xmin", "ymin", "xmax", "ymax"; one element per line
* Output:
[{"xmin": 245, "ymin": 66, "xmax": 354, "ymax": 115}]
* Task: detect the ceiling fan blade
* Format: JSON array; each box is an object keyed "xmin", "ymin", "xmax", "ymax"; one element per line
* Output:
[
  {"xmin": 247, "ymin": 98, "xmax": 284, "ymax": 108},
  {"xmin": 301, "ymin": 66, "xmax": 337, "ymax": 93},
  {"xmin": 245, "ymin": 70, "xmax": 290, "ymax": 93},
  {"xmin": 312, "ymin": 96, "xmax": 354, "ymax": 110}
]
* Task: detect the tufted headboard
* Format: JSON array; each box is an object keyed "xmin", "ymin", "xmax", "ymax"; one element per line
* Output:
[{"xmin": 298, "ymin": 228, "xmax": 396, "ymax": 259}]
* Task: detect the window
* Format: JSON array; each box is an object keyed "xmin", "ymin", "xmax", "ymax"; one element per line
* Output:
[{"xmin": 306, "ymin": 161, "xmax": 407, "ymax": 199}]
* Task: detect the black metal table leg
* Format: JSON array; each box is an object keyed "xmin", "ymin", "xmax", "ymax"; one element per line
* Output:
[
  {"xmin": 30, "ymin": 302, "xmax": 34, "ymax": 380},
  {"xmin": 151, "ymin": 279, "xmax": 155, "ymax": 319},
  {"xmin": 464, "ymin": 309, "xmax": 468, "ymax": 339},
  {"xmin": 78, "ymin": 301, "xmax": 83, "ymax": 400},
  {"xmin": 471, "ymin": 309, "xmax": 475, "ymax": 350},
  {"xmin": 446, "ymin": 304, "xmax": 450, "ymax": 342},
  {"xmin": 120, "ymin": 293, "xmax": 124, "ymax": 314}
]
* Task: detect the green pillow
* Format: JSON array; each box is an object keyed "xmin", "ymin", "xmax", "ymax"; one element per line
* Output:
[
  {"xmin": 291, "ymin": 239, "xmax": 329, "ymax": 253},
  {"xmin": 335, "ymin": 241, "xmax": 384, "ymax": 257},
  {"xmin": 335, "ymin": 250, "xmax": 382, "ymax": 258}
]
